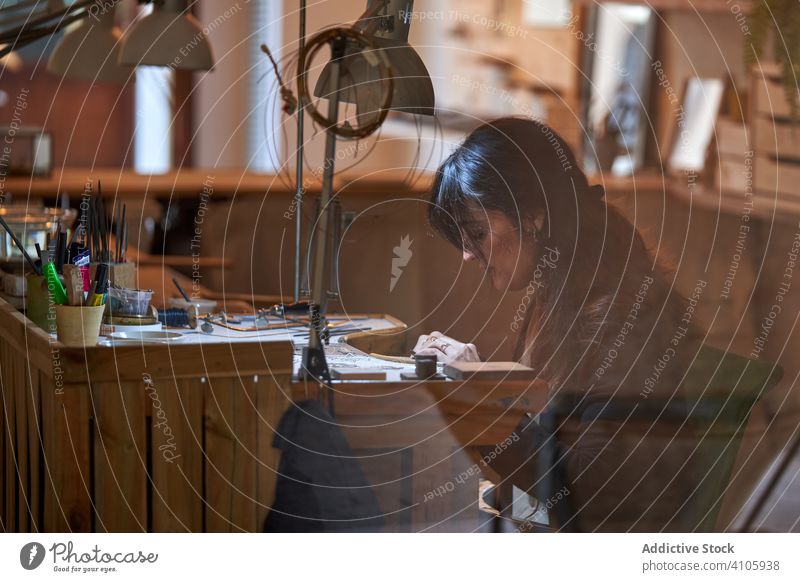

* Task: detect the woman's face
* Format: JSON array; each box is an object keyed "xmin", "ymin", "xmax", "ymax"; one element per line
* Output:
[{"xmin": 459, "ymin": 206, "xmax": 540, "ymax": 291}]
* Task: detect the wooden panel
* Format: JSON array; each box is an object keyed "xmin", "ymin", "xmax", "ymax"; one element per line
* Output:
[
  {"xmin": 21, "ymin": 362, "xmax": 43, "ymax": 531},
  {"xmin": 0, "ymin": 301, "xmax": 55, "ymax": 376},
  {"xmin": 27, "ymin": 370, "xmax": 45, "ymax": 532},
  {"xmin": 2, "ymin": 343, "xmax": 17, "ymax": 532},
  {"xmin": 13, "ymin": 349, "xmax": 30, "ymax": 532},
  {"xmin": 40, "ymin": 379, "xmax": 54, "ymax": 532},
  {"xmin": 231, "ymin": 377, "xmax": 258, "ymax": 531},
  {"xmin": 151, "ymin": 378, "xmax": 204, "ymax": 532},
  {"xmin": 0, "ymin": 345, "xmax": 5, "ymax": 532},
  {"xmin": 204, "ymin": 377, "xmax": 236, "ymax": 532},
  {"xmin": 43, "ymin": 384, "xmax": 91, "ymax": 532},
  {"xmin": 0, "ymin": 65, "xmax": 133, "ymax": 168},
  {"xmin": 203, "ymin": 375, "xmax": 259, "ymax": 532},
  {"xmin": 92, "ymin": 381, "xmax": 147, "ymax": 532},
  {"xmin": 1, "ymin": 168, "xmax": 436, "ymax": 200},
  {"xmin": 67, "ymin": 341, "xmax": 294, "ymax": 384},
  {"xmin": 256, "ymin": 375, "xmax": 292, "ymax": 530},
  {"xmin": 574, "ymin": 0, "xmax": 752, "ymax": 11}
]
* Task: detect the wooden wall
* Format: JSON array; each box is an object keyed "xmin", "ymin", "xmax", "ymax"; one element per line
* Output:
[{"xmin": 0, "ymin": 65, "xmax": 134, "ymax": 170}]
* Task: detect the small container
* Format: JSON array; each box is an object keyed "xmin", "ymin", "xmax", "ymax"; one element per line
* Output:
[
  {"xmin": 415, "ymin": 355, "xmax": 438, "ymax": 379},
  {"xmin": 168, "ymin": 297, "xmax": 217, "ymax": 315},
  {"xmin": 25, "ymin": 273, "xmax": 57, "ymax": 333},
  {"xmin": 55, "ymin": 304, "xmax": 105, "ymax": 347},
  {"xmin": 108, "ymin": 287, "xmax": 154, "ymax": 317}
]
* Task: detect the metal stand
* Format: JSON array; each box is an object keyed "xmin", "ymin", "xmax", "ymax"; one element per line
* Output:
[
  {"xmin": 298, "ymin": 33, "xmax": 348, "ymax": 417},
  {"xmin": 293, "ymin": 0, "xmax": 307, "ymax": 304}
]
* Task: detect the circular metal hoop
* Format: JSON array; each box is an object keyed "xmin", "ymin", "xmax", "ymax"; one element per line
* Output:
[{"xmin": 297, "ymin": 27, "xmax": 394, "ymax": 139}]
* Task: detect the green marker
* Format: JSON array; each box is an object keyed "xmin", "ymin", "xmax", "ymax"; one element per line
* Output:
[{"xmin": 43, "ymin": 262, "xmax": 68, "ymax": 305}]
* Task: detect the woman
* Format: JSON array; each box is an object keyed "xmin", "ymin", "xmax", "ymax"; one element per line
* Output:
[{"xmin": 415, "ymin": 117, "xmax": 706, "ymax": 531}]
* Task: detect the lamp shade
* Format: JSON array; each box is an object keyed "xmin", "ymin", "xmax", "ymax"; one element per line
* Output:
[
  {"xmin": 118, "ymin": 0, "xmax": 214, "ymax": 71},
  {"xmin": 314, "ymin": 36, "xmax": 435, "ymax": 118},
  {"xmin": 47, "ymin": 10, "xmax": 131, "ymax": 84}
]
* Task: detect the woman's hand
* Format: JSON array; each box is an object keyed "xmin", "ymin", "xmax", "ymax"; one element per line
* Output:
[{"xmin": 412, "ymin": 331, "xmax": 481, "ymax": 365}]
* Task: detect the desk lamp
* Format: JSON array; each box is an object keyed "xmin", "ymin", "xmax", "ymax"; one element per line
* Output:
[
  {"xmin": 0, "ymin": 0, "xmax": 214, "ymax": 72},
  {"xmin": 294, "ymin": 0, "xmax": 435, "ymax": 406},
  {"xmin": 119, "ymin": 0, "xmax": 214, "ymax": 70},
  {"xmin": 47, "ymin": 5, "xmax": 132, "ymax": 83}
]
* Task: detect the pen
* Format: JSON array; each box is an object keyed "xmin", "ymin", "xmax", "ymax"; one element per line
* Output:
[{"xmin": 88, "ymin": 263, "xmax": 109, "ymax": 306}]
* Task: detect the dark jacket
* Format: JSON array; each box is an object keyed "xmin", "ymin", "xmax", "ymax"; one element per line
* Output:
[{"xmin": 263, "ymin": 399, "xmax": 384, "ymax": 532}]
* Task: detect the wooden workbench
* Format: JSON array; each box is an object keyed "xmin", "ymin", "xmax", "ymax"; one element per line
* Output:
[{"xmin": 0, "ymin": 297, "xmax": 546, "ymax": 532}]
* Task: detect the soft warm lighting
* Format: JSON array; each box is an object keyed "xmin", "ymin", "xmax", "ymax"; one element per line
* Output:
[
  {"xmin": 118, "ymin": 0, "xmax": 214, "ymax": 71},
  {"xmin": 0, "ymin": 45, "xmax": 22, "ymax": 72}
]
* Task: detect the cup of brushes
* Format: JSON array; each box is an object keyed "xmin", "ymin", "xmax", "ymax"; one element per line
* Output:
[
  {"xmin": 49, "ymin": 259, "xmax": 108, "ymax": 347},
  {"xmin": 50, "ymin": 182, "xmax": 135, "ymax": 344}
]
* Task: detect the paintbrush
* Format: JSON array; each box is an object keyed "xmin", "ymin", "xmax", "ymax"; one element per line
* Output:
[
  {"xmin": 120, "ymin": 203, "xmax": 126, "ymax": 262},
  {"xmin": 121, "ymin": 221, "xmax": 128, "ymax": 263},
  {"xmin": 172, "ymin": 276, "xmax": 192, "ymax": 302}
]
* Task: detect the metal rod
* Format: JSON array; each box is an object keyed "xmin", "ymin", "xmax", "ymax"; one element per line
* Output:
[
  {"xmin": 309, "ymin": 40, "xmax": 343, "ymax": 338},
  {"xmin": 293, "ymin": 0, "xmax": 307, "ymax": 303},
  {"xmin": 330, "ymin": 197, "xmax": 341, "ymax": 300}
]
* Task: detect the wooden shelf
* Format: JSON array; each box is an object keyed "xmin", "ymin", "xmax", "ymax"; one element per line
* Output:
[
  {"xmin": 667, "ymin": 181, "xmax": 800, "ymax": 223},
  {"xmin": 1, "ymin": 168, "xmax": 436, "ymax": 200},
  {"xmin": 573, "ymin": 0, "xmax": 752, "ymax": 12}
]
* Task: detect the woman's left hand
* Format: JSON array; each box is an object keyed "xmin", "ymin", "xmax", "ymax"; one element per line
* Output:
[{"xmin": 412, "ymin": 331, "xmax": 481, "ymax": 365}]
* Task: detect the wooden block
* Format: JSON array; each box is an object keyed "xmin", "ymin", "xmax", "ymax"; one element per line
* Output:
[
  {"xmin": 88, "ymin": 262, "xmax": 137, "ymax": 291},
  {"xmin": 110, "ymin": 262, "xmax": 136, "ymax": 289},
  {"xmin": 92, "ymin": 381, "xmax": 147, "ymax": 532},
  {"xmin": 151, "ymin": 378, "xmax": 204, "ymax": 532},
  {"xmin": 331, "ymin": 368, "xmax": 387, "ymax": 381},
  {"xmin": 754, "ymin": 116, "xmax": 800, "ymax": 161},
  {"xmin": 443, "ymin": 361, "xmax": 537, "ymax": 381}
]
